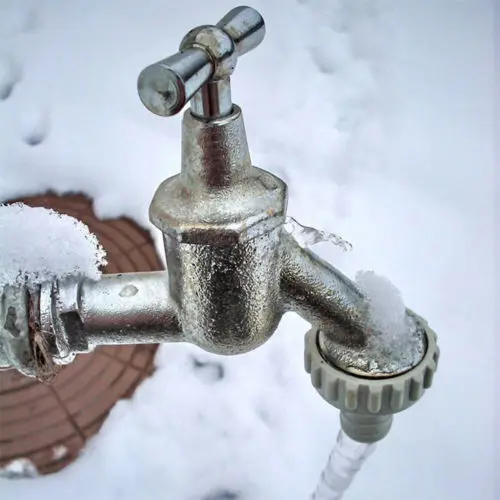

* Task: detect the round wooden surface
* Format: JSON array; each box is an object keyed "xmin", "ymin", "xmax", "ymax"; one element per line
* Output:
[{"xmin": 0, "ymin": 193, "xmax": 162, "ymax": 475}]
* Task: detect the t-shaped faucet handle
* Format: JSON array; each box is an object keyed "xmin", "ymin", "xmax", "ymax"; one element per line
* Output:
[{"xmin": 137, "ymin": 6, "xmax": 265, "ymax": 119}]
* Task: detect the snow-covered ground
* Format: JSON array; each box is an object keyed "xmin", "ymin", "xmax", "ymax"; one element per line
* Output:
[{"xmin": 0, "ymin": 0, "xmax": 496, "ymax": 499}]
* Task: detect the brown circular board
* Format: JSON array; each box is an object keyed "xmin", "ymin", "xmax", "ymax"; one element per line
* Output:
[{"xmin": 0, "ymin": 193, "xmax": 163, "ymax": 475}]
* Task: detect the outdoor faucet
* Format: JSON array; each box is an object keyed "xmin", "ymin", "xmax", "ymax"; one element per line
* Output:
[{"xmin": 1, "ymin": 5, "xmax": 439, "ymax": 454}]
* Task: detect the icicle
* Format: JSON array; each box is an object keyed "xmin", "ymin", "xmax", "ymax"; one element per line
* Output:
[
  {"xmin": 312, "ymin": 430, "xmax": 375, "ymax": 500},
  {"xmin": 285, "ymin": 217, "xmax": 353, "ymax": 252}
]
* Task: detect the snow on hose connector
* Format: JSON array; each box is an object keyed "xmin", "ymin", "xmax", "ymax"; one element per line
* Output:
[{"xmin": 305, "ymin": 311, "xmax": 440, "ymax": 443}]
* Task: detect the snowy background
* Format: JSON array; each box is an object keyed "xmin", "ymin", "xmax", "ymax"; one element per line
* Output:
[{"xmin": 0, "ymin": 0, "xmax": 496, "ymax": 499}]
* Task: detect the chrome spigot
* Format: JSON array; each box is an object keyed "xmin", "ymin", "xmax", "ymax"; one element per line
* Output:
[
  {"xmin": 137, "ymin": 5, "xmax": 265, "ymax": 119},
  {"xmin": 0, "ymin": 6, "xmax": 439, "ymax": 447}
]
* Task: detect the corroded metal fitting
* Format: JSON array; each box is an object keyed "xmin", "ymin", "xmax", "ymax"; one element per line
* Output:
[
  {"xmin": 0, "ymin": 285, "xmax": 33, "ymax": 376},
  {"xmin": 0, "ymin": 284, "xmax": 58, "ymax": 381}
]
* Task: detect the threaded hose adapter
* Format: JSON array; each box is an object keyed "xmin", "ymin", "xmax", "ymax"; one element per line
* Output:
[{"xmin": 304, "ymin": 321, "xmax": 439, "ymax": 443}]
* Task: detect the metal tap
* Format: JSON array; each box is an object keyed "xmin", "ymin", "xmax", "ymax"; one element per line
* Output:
[{"xmin": 0, "ymin": 6, "xmax": 439, "ymax": 445}]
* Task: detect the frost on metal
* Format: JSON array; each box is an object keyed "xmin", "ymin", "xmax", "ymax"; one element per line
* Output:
[
  {"xmin": 355, "ymin": 270, "xmax": 419, "ymax": 357},
  {"xmin": 0, "ymin": 203, "xmax": 107, "ymax": 287},
  {"xmin": 285, "ymin": 217, "xmax": 353, "ymax": 252}
]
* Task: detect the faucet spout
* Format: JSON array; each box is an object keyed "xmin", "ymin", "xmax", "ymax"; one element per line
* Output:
[
  {"xmin": 280, "ymin": 231, "xmax": 367, "ymax": 348},
  {"xmin": 280, "ymin": 231, "xmax": 428, "ymax": 378}
]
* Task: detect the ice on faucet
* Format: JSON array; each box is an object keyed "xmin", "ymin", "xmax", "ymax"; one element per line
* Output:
[
  {"xmin": 0, "ymin": 203, "xmax": 107, "ymax": 288},
  {"xmin": 285, "ymin": 216, "xmax": 353, "ymax": 252}
]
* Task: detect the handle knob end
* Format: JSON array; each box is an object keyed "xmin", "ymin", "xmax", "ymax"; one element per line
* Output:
[{"xmin": 137, "ymin": 49, "xmax": 212, "ymax": 117}]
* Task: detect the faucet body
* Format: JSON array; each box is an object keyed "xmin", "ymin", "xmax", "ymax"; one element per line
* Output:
[
  {"xmin": 0, "ymin": 102, "xmax": 428, "ymax": 376},
  {"xmin": 1, "ymin": 6, "xmax": 438, "ymax": 446},
  {"xmin": 151, "ymin": 106, "xmax": 287, "ymax": 354}
]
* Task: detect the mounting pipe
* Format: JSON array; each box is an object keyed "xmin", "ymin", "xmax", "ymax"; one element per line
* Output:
[{"xmin": 0, "ymin": 6, "xmax": 439, "ymax": 445}]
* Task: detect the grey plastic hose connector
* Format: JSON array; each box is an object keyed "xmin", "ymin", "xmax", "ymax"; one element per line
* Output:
[{"xmin": 304, "ymin": 324, "xmax": 439, "ymax": 443}]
